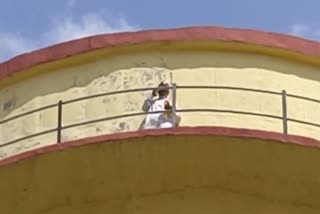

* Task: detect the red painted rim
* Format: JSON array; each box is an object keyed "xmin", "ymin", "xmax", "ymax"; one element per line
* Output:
[
  {"xmin": 1, "ymin": 26, "xmax": 320, "ymax": 81},
  {"xmin": 1, "ymin": 126, "xmax": 320, "ymax": 167}
]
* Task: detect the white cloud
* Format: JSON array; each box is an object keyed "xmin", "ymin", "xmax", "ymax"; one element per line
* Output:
[
  {"xmin": 44, "ymin": 13, "xmax": 137, "ymax": 44},
  {"xmin": 0, "ymin": 33, "xmax": 35, "ymax": 59},
  {"xmin": 0, "ymin": 11, "xmax": 138, "ymax": 62},
  {"xmin": 289, "ymin": 24, "xmax": 309, "ymax": 37},
  {"xmin": 289, "ymin": 23, "xmax": 320, "ymax": 41}
]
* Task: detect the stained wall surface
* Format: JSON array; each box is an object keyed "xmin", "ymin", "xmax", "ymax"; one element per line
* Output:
[{"xmin": 1, "ymin": 42, "xmax": 320, "ymax": 158}]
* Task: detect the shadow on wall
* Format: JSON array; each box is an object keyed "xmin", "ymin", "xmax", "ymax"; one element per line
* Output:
[{"xmin": 1, "ymin": 49, "xmax": 320, "ymax": 120}]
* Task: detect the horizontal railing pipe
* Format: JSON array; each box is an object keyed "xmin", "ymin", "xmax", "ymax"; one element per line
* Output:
[
  {"xmin": 177, "ymin": 85, "xmax": 281, "ymax": 95},
  {"xmin": 63, "ymin": 86, "xmax": 173, "ymax": 105},
  {"xmin": 1, "ymin": 84, "xmax": 320, "ymax": 152},
  {"xmin": 0, "ymin": 128, "xmax": 58, "ymax": 148},
  {"xmin": 0, "ymin": 103, "xmax": 58, "ymax": 124},
  {"xmin": 288, "ymin": 118, "xmax": 320, "ymax": 128},
  {"xmin": 62, "ymin": 110, "xmax": 168, "ymax": 130},
  {"xmin": 287, "ymin": 93, "xmax": 320, "ymax": 104},
  {"xmin": 177, "ymin": 109, "xmax": 283, "ymax": 120}
]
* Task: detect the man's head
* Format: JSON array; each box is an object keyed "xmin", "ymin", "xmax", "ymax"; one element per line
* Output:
[{"xmin": 158, "ymin": 82, "xmax": 170, "ymax": 97}]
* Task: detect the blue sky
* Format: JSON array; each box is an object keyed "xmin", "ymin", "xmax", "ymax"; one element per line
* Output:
[{"xmin": 0, "ymin": 0, "xmax": 319, "ymax": 62}]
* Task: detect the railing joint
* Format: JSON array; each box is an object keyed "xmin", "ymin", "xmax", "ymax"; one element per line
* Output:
[
  {"xmin": 57, "ymin": 100, "xmax": 63, "ymax": 143},
  {"xmin": 282, "ymin": 90, "xmax": 288, "ymax": 135}
]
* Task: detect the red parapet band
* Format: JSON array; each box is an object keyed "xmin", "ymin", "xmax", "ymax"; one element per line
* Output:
[
  {"xmin": 1, "ymin": 126, "xmax": 320, "ymax": 167},
  {"xmin": 1, "ymin": 26, "xmax": 320, "ymax": 81}
]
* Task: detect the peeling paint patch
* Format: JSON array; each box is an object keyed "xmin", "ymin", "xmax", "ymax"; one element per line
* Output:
[
  {"xmin": 119, "ymin": 122, "xmax": 129, "ymax": 131},
  {"xmin": 0, "ymin": 150, "xmax": 7, "ymax": 159},
  {"xmin": 3, "ymin": 98, "xmax": 16, "ymax": 112}
]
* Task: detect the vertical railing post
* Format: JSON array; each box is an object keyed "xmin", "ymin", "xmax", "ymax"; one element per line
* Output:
[
  {"xmin": 57, "ymin": 100, "xmax": 63, "ymax": 143},
  {"xmin": 171, "ymin": 83, "xmax": 177, "ymax": 127},
  {"xmin": 281, "ymin": 90, "xmax": 288, "ymax": 134}
]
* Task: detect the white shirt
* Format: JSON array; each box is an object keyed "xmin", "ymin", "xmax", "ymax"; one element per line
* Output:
[
  {"xmin": 142, "ymin": 97, "xmax": 173, "ymax": 129},
  {"xmin": 159, "ymin": 114, "xmax": 175, "ymax": 128}
]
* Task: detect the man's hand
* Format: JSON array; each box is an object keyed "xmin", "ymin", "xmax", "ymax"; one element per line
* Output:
[
  {"xmin": 152, "ymin": 88, "xmax": 158, "ymax": 97},
  {"xmin": 164, "ymin": 100, "xmax": 172, "ymax": 110}
]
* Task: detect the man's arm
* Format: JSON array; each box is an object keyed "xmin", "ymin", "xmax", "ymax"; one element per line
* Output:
[
  {"xmin": 142, "ymin": 85, "xmax": 159, "ymax": 112},
  {"xmin": 142, "ymin": 98, "xmax": 152, "ymax": 112}
]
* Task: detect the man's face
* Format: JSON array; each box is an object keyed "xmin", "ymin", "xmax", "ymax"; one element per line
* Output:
[{"xmin": 159, "ymin": 89, "xmax": 169, "ymax": 97}]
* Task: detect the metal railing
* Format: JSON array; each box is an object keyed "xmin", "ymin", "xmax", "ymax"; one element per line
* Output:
[{"xmin": 1, "ymin": 84, "xmax": 320, "ymax": 150}]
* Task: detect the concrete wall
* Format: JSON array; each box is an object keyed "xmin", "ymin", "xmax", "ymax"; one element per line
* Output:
[
  {"xmin": 1, "ymin": 45, "xmax": 320, "ymax": 158},
  {"xmin": 2, "ymin": 134, "xmax": 320, "ymax": 213}
]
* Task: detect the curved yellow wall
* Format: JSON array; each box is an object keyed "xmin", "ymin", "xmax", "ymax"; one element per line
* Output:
[
  {"xmin": 2, "ymin": 134, "xmax": 320, "ymax": 213},
  {"xmin": 1, "ymin": 43, "xmax": 320, "ymax": 158}
]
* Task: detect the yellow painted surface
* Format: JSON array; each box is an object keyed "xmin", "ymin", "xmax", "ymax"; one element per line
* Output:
[
  {"xmin": 1, "ymin": 42, "xmax": 320, "ymax": 158},
  {"xmin": 1, "ymin": 135, "xmax": 320, "ymax": 213}
]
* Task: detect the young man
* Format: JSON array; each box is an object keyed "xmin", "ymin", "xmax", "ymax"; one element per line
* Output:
[{"xmin": 142, "ymin": 82, "xmax": 181, "ymax": 129}]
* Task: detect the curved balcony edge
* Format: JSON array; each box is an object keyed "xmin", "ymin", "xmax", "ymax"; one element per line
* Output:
[
  {"xmin": 2, "ymin": 26, "xmax": 320, "ymax": 84},
  {"xmin": 1, "ymin": 126, "xmax": 320, "ymax": 167}
]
